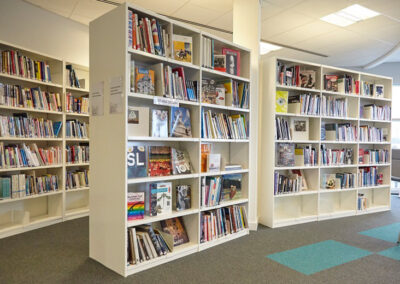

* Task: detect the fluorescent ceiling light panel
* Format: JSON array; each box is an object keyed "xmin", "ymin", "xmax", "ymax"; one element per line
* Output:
[
  {"xmin": 320, "ymin": 4, "xmax": 380, "ymax": 27},
  {"xmin": 260, "ymin": 42, "xmax": 282, "ymax": 55}
]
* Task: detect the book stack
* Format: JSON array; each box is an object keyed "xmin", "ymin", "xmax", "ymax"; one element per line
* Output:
[
  {"xmin": 288, "ymin": 94, "xmax": 320, "ymax": 115},
  {"xmin": 294, "ymin": 145, "xmax": 317, "ymax": 166},
  {"xmin": 65, "ymin": 65, "xmax": 82, "ymax": 88},
  {"xmin": 358, "ymin": 193, "xmax": 368, "ymax": 210},
  {"xmin": 358, "ymin": 149, "xmax": 389, "ymax": 164},
  {"xmin": 276, "ymin": 62, "xmax": 316, "ymax": 89},
  {"xmin": 163, "ymin": 66, "xmax": 198, "ymax": 101},
  {"xmin": 65, "ymin": 145, "xmax": 89, "ymax": 164},
  {"xmin": 65, "ymin": 93, "xmax": 89, "ymax": 114},
  {"xmin": 274, "ymin": 170, "xmax": 306, "ymax": 195},
  {"xmin": 128, "ymin": 11, "xmax": 169, "ymax": 57},
  {"xmin": 275, "ymin": 117, "xmax": 291, "ymax": 140},
  {"xmin": 200, "ymin": 205, "xmax": 248, "ymax": 243},
  {"xmin": 0, "ymin": 114, "xmax": 61, "ymax": 138},
  {"xmin": 0, "ymin": 83, "xmax": 62, "ymax": 112},
  {"xmin": 321, "ymin": 96, "xmax": 348, "ymax": 117},
  {"xmin": 358, "ymin": 166, "xmax": 383, "ymax": 187},
  {"xmin": 201, "ymin": 110, "xmax": 248, "ymax": 139},
  {"xmin": 0, "ymin": 50, "xmax": 52, "ymax": 82},
  {"xmin": 359, "ymin": 126, "xmax": 385, "ymax": 142},
  {"xmin": 321, "ymin": 173, "xmax": 356, "ymax": 189},
  {"xmin": 65, "ymin": 120, "xmax": 88, "ymax": 139},
  {"xmin": 320, "ymin": 145, "xmax": 353, "ymax": 166},
  {"xmin": 360, "ymin": 104, "xmax": 391, "ymax": 121},
  {"xmin": 66, "ymin": 169, "xmax": 89, "ymax": 189},
  {"xmin": 275, "ymin": 143, "xmax": 295, "ymax": 167},
  {"xmin": 323, "ymin": 123, "xmax": 357, "ymax": 141},
  {"xmin": 324, "ymin": 74, "xmax": 359, "ymax": 94}
]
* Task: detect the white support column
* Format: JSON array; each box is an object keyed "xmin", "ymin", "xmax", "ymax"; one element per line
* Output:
[{"xmin": 233, "ymin": 0, "xmax": 260, "ymax": 231}]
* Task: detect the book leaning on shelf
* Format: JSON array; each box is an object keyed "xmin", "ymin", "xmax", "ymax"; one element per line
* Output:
[
  {"xmin": 358, "ymin": 193, "xmax": 368, "ymax": 210},
  {"xmin": 65, "ymin": 145, "xmax": 89, "ymax": 164},
  {"xmin": 0, "ymin": 83, "xmax": 62, "ymax": 111},
  {"xmin": 66, "ymin": 169, "xmax": 89, "ymax": 190},
  {"xmin": 359, "ymin": 149, "xmax": 389, "ymax": 164},
  {"xmin": 359, "ymin": 125, "xmax": 387, "ymax": 142},
  {"xmin": 0, "ymin": 143, "xmax": 61, "ymax": 169},
  {"xmin": 320, "ymin": 96, "xmax": 348, "ymax": 118},
  {"xmin": 0, "ymin": 50, "xmax": 52, "ymax": 82},
  {"xmin": 274, "ymin": 170, "xmax": 308, "ymax": 195},
  {"xmin": 321, "ymin": 173, "xmax": 356, "ymax": 189},
  {"xmin": 65, "ymin": 65, "xmax": 84, "ymax": 88},
  {"xmin": 163, "ymin": 65, "xmax": 198, "ymax": 102},
  {"xmin": 276, "ymin": 61, "xmax": 316, "ymax": 89},
  {"xmin": 361, "ymin": 81, "xmax": 384, "ymax": 98},
  {"xmin": 322, "ymin": 123, "xmax": 357, "ymax": 141},
  {"xmin": 65, "ymin": 93, "xmax": 89, "ymax": 114},
  {"xmin": 358, "ymin": 167, "xmax": 383, "ymax": 187},
  {"xmin": 360, "ymin": 104, "xmax": 391, "ymax": 121},
  {"xmin": 288, "ymin": 93, "xmax": 319, "ymax": 115},
  {"xmin": 65, "ymin": 119, "xmax": 88, "ymax": 139},
  {"xmin": 320, "ymin": 145, "xmax": 353, "ymax": 166},
  {"xmin": 294, "ymin": 145, "xmax": 317, "ymax": 166},
  {"xmin": 201, "ymin": 110, "xmax": 248, "ymax": 140},
  {"xmin": 324, "ymin": 74, "xmax": 359, "ymax": 94}
]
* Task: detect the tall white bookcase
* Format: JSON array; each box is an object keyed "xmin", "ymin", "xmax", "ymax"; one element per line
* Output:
[
  {"xmin": 0, "ymin": 40, "xmax": 90, "ymax": 238},
  {"xmin": 259, "ymin": 56, "xmax": 392, "ymax": 228},
  {"xmin": 89, "ymin": 3, "xmax": 251, "ymax": 276}
]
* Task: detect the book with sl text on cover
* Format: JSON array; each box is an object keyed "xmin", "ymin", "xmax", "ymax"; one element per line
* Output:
[{"xmin": 127, "ymin": 144, "xmax": 147, "ymax": 178}]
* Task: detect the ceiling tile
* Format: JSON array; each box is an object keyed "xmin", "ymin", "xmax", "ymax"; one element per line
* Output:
[
  {"xmin": 291, "ymin": 0, "xmax": 351, "ymax": 19},
  {"xmin": 69, "ymin": 13, "xmax": 92, "ymax": 25},
  {"xmin": 353, "ymin": 0, "xmax": 400, "ymax": 21},
  {"xmin": 208, "ymin": 10, "xmax": 233, "ymax": 31},
  {"xmin": 263, "ymin": 0, "xmax": 304, "ymax": 9},
  {"xmin": 261, "ymin": 2, "xmax": 284, "ymax": 21},
  {"xmin": 189, "ymin": 0, "xmax": 232, "ymax": 14},
  {"xmin": 344, "ymin": 15, "xmax": 398, "ymax": 34},
  {"xmin": 24, "ymin": 0, "xmax": 79, "ymax": 17},
  {"xmin": 127, "ymin": 0, "xmax": 189, "ymax": 15},
  {"xmin": 71, "ymin": 0, "xmax": 114, "ymax": 18},
  {"xmin": 172, "ymin": 3, "xmax": 224, "ymax": 24}
]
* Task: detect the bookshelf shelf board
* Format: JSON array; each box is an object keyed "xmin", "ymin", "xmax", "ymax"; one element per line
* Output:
[
  {"xmin": 0, "ymin": 137, "xmax": 62, "ymax": 141},
  {"xmin": 320, "ymin": 164, "xmax": 357, "ymax": 169},
  {"xmin": 273, "ymin": 215, "xmax": 318, "ymax": 227},
  {"xmin": 198, "ymin": 229, "xmax": 249, "ymax": 251},
  {"xmin": 274, "ymin": 190, "xmax": 319, "ymax": 198},
  {"xmin": 65, "ymin": 138, "xmax": 90, "ymax": 142},
  {"xmin": 0, "ymin": 190, "xmax": 63, "ymax": 204},
  {"xmin": 200, "ymin": 169, "xmax": 249, "ymax": 177},
  {"xmin": 318, "ymin": 210, "xmax": 356, "ymax": 221},
  {"xmin": 168, "ymin": 58, "xmax": 201, "ymax": 70},
  {"xmin": 65, "ymin": 86, "xmax": 89, "ymax": 93},
  {"xmin": 66, "ymin": 187, "xmax": 90, "ymax": 192},
  {"xmin": 321, "ymin": 116, "xmax": 358, "ymax": 121},
  {"xmin": 27, "ymin": 215, "xmax": 62, "ymax": 228},
  {"xmin": 276, "ymin": 84, "xmax": 321, "ymax": 93},
  {"xmin": 65, "ymin": 208, "xmax": 90, "ymax": 220},
  {"xmin": 66, "ymin": 162, "xmax": 90, "ymax": 167},
  {"xmin": 128, "ymin": 48, "xmax": 171, "ymax": 64},
  {"xmin": 275, "ymin": 140, "xmax": 319, "ymax": 144},
  {"xmin": 128, "ymin": 136, "xmax": 200, "ymax": 142},
  {"xmin": 356, "ymin": 205, "xmax": 390, "ymax": 215},
  {"xmin": 200, "ymin": 138, "xmax": 249, "ymax": 143},
  {"xmin": 128, "ymin": 173, "xmax": 199, "ymax": 184},
  {"xmin": 321, "ymin": 141, "xmax": 358, "ymax": 144},
  {"xmin": 358, "ymin": 141, "xmax": 390, "ymax": 145},
  {"xmin": 65, "ymin": 112, "xmax": 90, "ymax": 118},
  {"xmin": 0, "ymin": 164, "xmax": 63, "ymax": 173},
  {"xmin": 200, "ymin": 198, "xmax": 249, "ymax": 211},
  {"xmin": 321, "ymin": 90, "xmax": 359, "ymax": 98},
  {"xmin": 319, "ymin": 188, "xmax": 357, "ymax": 193},
  {"xmin": 358, "ymin": 163, "xmax": 391, "ymax": 167},
  {"xmin": 0, "ymin": 72, "xmax": 63, "ymax": 88},
  {"xmin": 0, "ymin": 105, "xmax": 63, "ymax": 115},
  {"xmin": 356, "ymin": 184, "xmax": 391, "ymax": 190},
  {"xmin": 274, "ymin": 165, "xmax": 319, "ymax": 170},
  {"xmin": 275, "ymin": 112, "xmax": 320, "ymax": 119},
  {"xmin": 202, "ymin": 68, "xmax": 250, "ymax": 83},
  {"xmin": 0, "ymin": 223, "xmax": 24, "ymax": 236},
  {"xmin": 201, "ymin": 103, "xmax": 250, "ymax": 113},
  {"xmin": 359, "ymin": 118, "xmax": 391, "ymax": 123},
  {"xmin": 128, "ymin": 92, "xmax": 200, "ymax": 106},
  {"xmin": 127, "ymin": 208, "xmax": 199, "ymax": 227},
  {"xmin": 359, "ymin": 96, "xmax": 391, "ymax": 102}
]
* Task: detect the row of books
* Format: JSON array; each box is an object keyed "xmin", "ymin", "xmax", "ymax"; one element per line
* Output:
[
  {"xmin": 65, "ymin": 145, "xmax": 89, "ymax": 164},
  {"xmin": 361, "ymin": 81, "xmax": 384, "ymax": 97},
  {"xmin": 200, "ymin": 205, "xmax": 248, "ymax": 243},
  {"xmin": 359, "ymin": 149, "xmax": 389, "ymax": 164},
  {"xmin": 201, "ymin": 110, "xmax": 248, "ymax": 139},
  {"xmin": 324, "ymin": 74, "xmax": 359, "ymax": 94},
  {"xmin": 0, "ymin": 50, "xmax": 52, "ymax": 82},
  {"xmin": 0, "ymin": 114, "xmax": 62, "ymax": 138},
  {"xmin": 200, "ymin": 144, "xmax": 242, "ymax": 173},
  {"xmin": 163, "ymin": 66, "xmax": 197, "ymax": 101},
  {"xmin": 358, "ymin": 193, "xmax": 368, "ymax": 210},
  {"xmin": 275, "ymin": 117, "xmax": 291, "ymax": 140},
  {"xmin": 321, "ymin": 173, "xmax": 356, "ymax": 189},
  {"xmin": 65, "ymin": 169, "xmax": 89, "ymax": 190},
  {"xmin": 323, "ymin": 123, "xmax": 357, "ymax": 141},
  {"xmin": 359, "ymin": 126, "xmax": 386, "ymax": 142},
  {"xmin": 0, "ymin": 83, "xmax": 62, "ymax": 112},
  {"xmin": 128, "ymin": 11, "xmax": 170, "ymax": 57},
  {"xmin": 65, "ymin": 93, "xmax": 89, "ymax": 114},
  {"xmin": 202, "ymin": 79, "xmax": 249, "ymax": 109},
  {"xmin": 274, "ymin": 170, "xmax": 307, "ymax": 195},
  {"xmin": 294, "ymin": 145, "xmax": 318, "ymax": 166},
  {"xmin": 320, "ymin": 146, "xmax": 353, "ymax": 166},
  {"xmin": 65, "ymin": 120, "xmax": 88, "ymax": 139},
  {"xmin": 288, "ymin": 93, "xmax": 320, "ymax": 115},
  {"xmin": 0, "ymin": 143, "xmax": 61, "ymax": 169},
  {"xmin": 0, "ymin": 173, "xmax": 59, "ymax": 199},
  {"xmin": 358, "ymin": 167, "xmax": 383, "ymax": 187},
  {"xmin": 127, "ymin": 145, "xmax": 193, "ymax": 178},
  {"xmin": 276, "ymin": 62, "xmax": 316, "ymax": 89},
  {"xmin": 320, "ymin": 96, "xmax": 348, "ymax": 118},
  {"xmin": 200, "ymin": 174, "xmax": 242, "ymax": 208},
  {"xmin": 360, "ymin": 104, "xmax": 391, "ymax": 121},
  {"xmin": 65, "ymin": 65, "xmax": 81, "ymax": 88}
]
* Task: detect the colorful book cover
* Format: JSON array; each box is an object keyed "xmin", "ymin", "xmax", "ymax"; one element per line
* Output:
[
  {"xmin": 127, "ymin": 192, "xmax": 145, "ymax": 220},
  {"xmin": 160, "ymin": 217, "xmax": 189, "ymax": 246},
  {"xmin": 135, "ymin": 67, "xmax": 155, "ymax": 95},
  {"xmin": 222, "ymin": 48, "xmax": 240, "ymax": 76},
  {"xmin": 147, "ymin": 182, "xmax": 172, "ymax": 216},
  {"xmin": 222, "ymin": 174, "xmax": 242, "ymax": 201},
  {"xmin": 299, "ymin": 70, "xmax": 316, "ymax": 89},
  {"xmin": 201, "ymin": 143, "xmax": 212, "ymax": 172},
  {"xmin": 176, "ymin": 185, "xmax": 191, "ymax": 211},
  {"xmin": 151, "ymin": 109, "xmax": 168, "ymax": 137},
  {"xmin": 127, "ymin": 144, "xmax": 147, "ymax": 178},
  {"xmin": 173, "ymin": 34, "xmax": 192, "ymax": 63},
  {"xmin": 171, "ymin": 148, "xmax": 193, "ymax": 175},
  {"xmin": 213, "ymin": 54, "xmax": 226, "ymax": 72},
  {"xmin": 148, "ymin": 146, "xmax": 171, "ymax": 177},
  {"xmin": 275, "ymin": 90, "xmax": 288, "ymax": 113},
  {"xmin": 170, "ymin": 107, "xmax": 192, "ymax": 137}
]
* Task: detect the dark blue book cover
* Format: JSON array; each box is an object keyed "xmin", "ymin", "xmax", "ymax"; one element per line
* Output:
[{"xmin": 127, "ymin": 144, "xmax": 147, "ymax": 178}]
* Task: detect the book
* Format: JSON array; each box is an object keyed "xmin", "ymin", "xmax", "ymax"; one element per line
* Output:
[
  {"xmin": 135, "ymin": 66, "xmax": 155, "ymax": 95},
  {"xmin": 160, "ymin": 217, "xmax": 189, "ymax": 246},
  {"xmin": 170, "ymin": 107, "xmax": 192, "ymax": 137},
  {"xmin": 147, "ymin": 182, "xmax": 172, "ymax": 216},
  {"xmin": 127, "ymin": 144, "xmax": 147, "ymax": 178},
  {"xmin": 214, "ymin": 54, "xmax": 226, "ymax": 72},
  {"xmin": 207, "ymin": 154, "xmax": 221, "ymax": 172},
  {"xmin": 148, "ymin": 146, "xmax": 172, "ymax": 176},
  {"xmin": 299, "ymin": 70, "xmax": 316, "ymax": 89},
  {"xmin": 276, "ymin": 143, "xmax": 295, "ymax": 167},
  {"xmin": 222, "ymin": 48, "xmax": 240, "ymax": 76},
  {"xmin": 171, "ymin": 148, "xmax": 193, "ymax": 175},
  {"xmin": 290, "ymin": 117, "xmax": 309, "ymax": 140},
  {"xmin": 215, "ymin": 87, "xmax": 225, "ymax": 106},
  {"xmin": 201, "ymin": 79, "xmax": 218, "ymax": 104},
  {"xmin": 201, "ymin": 143, "xmax": 212, "ymax": 172},
  {"xmin": 128, "ymin": 106, "xmax": 149, "ymax": 137},
  {"xmin": 127, "ymin": 192, "xmax": 145, "ymax": 220},
  {"xmin": 275, "ymin": 91, "xmax": 288, "ymax": 113},
  {"xmin": 173, "ymin": 34, "xmax": 192, "ymax": 63},
  {"xmin": 375, "ymin": 84, "xmax": 384, "ymax": 97},
  {"xmin": 176, "ymin": 185, "xmax": 191, "ymax": 211},
  {"xmin": 151, "ymin": 109, "xmax": 168, "ymax": 137},
  {"xmin": 222, "ymin": 174, "xmax": 242, "ymax": 201},
  {"xmin": 324, "ymin": 75, "xmax": 338, "ymax": 92}
]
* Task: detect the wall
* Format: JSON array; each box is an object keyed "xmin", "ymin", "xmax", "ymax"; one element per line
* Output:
[{"xmin": 0, "ymin": 0, "xmax": 89, "ymax": 66}]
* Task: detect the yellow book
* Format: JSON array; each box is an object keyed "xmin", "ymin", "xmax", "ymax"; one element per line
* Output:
[
  {"xmin": 238, "ymin": 83, "xmax": 244, "ymax": 106},
  {"xmin": 275, "ymin": 90, "xmax": 288, "ymax": 113},
  {"xmin": 173, "ymin": 35, "xmax": 192, "ymax": 63}
]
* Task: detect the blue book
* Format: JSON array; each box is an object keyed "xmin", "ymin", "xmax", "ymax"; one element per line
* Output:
[
  {"xmin": 53, "ymin": 121, "xmax": 62, "ymax": 137},
  {"xmin": 170, "ymin": 107, "xmax": 192, "ymax": 138}
]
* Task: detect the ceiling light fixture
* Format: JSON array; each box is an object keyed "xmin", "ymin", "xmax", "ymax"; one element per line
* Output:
[
  {"xmin": 260, "ymin": 41, "xmax": 282, "ymax": 55},
  {"xmin": 320, "ymin": 4, "xmax": 380, "ymax": 27}
]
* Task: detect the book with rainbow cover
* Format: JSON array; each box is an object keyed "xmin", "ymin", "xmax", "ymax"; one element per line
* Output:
[{"xmin": 127, "ymin": 192, "xmax": 145, "ymax": 221}]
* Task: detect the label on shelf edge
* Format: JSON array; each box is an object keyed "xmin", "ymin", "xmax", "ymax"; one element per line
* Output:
[{"xmin": 153, "ymin": 97, "xmax": 179, "ymax": 107}]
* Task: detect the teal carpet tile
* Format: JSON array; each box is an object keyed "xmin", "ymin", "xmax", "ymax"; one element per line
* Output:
[
  {"xmin": 359, "ymin": 222, "xmax": 400, "ymax": 243},
  {"xmin": 266, "ymin": 240, "xmax": 372, "ymax": 275},
  {"xmin": 378, "ymin": 246, "xmax": 400, "ymax": 261}
]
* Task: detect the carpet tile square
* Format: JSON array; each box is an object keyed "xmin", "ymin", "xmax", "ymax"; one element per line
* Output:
[
  {"xmin": 359, "ymin": 223, "xmax": 400, "ymax": 243},
  {"xmin": 378, "ymin": 246, "xmax": 400, "ymax": 261},
  {"xmin": 266, "ymin": 240, "xmax": 372, "ymax": 275}
]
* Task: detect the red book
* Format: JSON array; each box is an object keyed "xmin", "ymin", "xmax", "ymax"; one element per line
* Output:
[
  {"xmin": 172, "ymin": 67, "xmax": 187, "ymax": 100},
  {"xmin": 142, "ymin": 18, "xmax": 151, "ymax": 53}
]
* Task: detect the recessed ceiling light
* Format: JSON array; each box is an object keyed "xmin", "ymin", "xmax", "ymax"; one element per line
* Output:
[
  {"xmin": 260, "ymin": 42, "xmax": 282, "ymax": 55},
  {"xmin": 320, "ymin": 4, "xmax": 380, "ymax": 27}
]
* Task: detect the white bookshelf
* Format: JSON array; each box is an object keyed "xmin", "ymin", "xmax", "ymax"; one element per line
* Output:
[
  {"xmin": 259, "ymin": 56, "xmax": 392, "ymax": 228},
  {"xmin": 89, "ymin": 3, "xmax": 251, "ymax": 276},
  {"xmin": 0, "ymin": 41, "xmax": 90, "ymax": 238}
]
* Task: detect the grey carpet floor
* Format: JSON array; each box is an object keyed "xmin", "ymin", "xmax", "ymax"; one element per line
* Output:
[{"xmin": 1, "ymin": 197, "xmax": 400, "ymax": 284}]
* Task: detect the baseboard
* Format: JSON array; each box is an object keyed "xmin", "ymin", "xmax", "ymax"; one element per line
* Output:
[{"xmin": 249, "ymin": 221, "xmax": 258, "ymax": 231}]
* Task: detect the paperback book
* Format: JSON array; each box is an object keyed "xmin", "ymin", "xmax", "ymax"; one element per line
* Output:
[
  {"xmin": 160, "ymin": 217, "xmax": 189, "ymax": 246},
  {"xmin": 147, "ymin": 182, "xmax": 172, "ymax": 216},
  {"xmin": 171, "ymin": 148, "xmax": 193, "ymax": 175},
  {"xmin": 222, "ymin": 174, "xmax": 242, "ymax": 201},
  {"xmin": 151, "ymin": 109, "xmax": 168, "ymax": 137},
  {"xmin": 148, "ymin": 146, "xmax": 172, "ymax": 177},
  {"xmin": 127, "ymin": 192, "xmax": 145, "ymax": 220},
  {"xmin": 176, "ymin": 185, "xmax": 191, "ymax": 211},
  {"xmin": 170, "ymin": 107, "xmax": 192, "ymax": 138},
  {"xmin": 127, "ymin": 144, "xmax": 147, "ymax": 178}
]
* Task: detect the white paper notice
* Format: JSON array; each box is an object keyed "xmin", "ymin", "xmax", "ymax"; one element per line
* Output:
[
  {"xmin": 110, "ymin": 76, "xmax": 123, "ymax": 114},
  {"xmin": 153, "ymin": 96, "xmax": 179, "ymax": 107},
  {"xmin": 90, "ymin": 81, "xmax": 104, "ymax": 116}
]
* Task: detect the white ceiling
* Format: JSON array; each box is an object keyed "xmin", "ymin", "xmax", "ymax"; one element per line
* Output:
[{"xmin": 23, "ymin": 0, "xmax": 400, "ymax": 67}]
